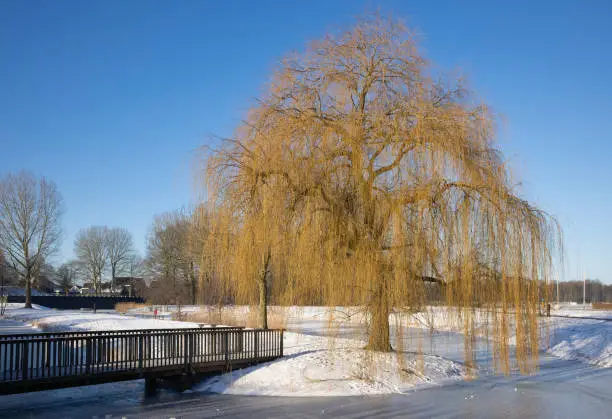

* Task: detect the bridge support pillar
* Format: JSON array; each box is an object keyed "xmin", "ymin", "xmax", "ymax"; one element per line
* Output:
[{"xmin": 144, "ymin": 376, "xmax": 158, "ymax": 397}]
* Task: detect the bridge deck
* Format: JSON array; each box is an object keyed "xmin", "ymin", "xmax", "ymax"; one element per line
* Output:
[{"xmin": 0, "ymin": 327, "xmax": 283, "ymax": 395}]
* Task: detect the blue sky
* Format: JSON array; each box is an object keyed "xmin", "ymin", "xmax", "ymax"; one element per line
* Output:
[{"xmin": 1, "ymin": 0, "xmax": 611, "ymax": 282}]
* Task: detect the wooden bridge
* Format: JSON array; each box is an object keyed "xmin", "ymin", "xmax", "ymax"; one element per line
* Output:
[{"xmin": 0, "ymin": 327, "xmax": 283, "ymax": 395}]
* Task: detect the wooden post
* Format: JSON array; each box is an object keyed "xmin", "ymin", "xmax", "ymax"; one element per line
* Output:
[
  {"xmin": 138, "ymin": 334, "xmax": 143, "ymax": 370},
  {"xmin": 183, "ymin": 332, "xmax": 190, "ymax": 370},
  {"xmin": 237, "ymin": 329, "xmax": 243, "ymax": 353},
  {"xmin": 254, "ymin": 331, "xmax": 259, "ymax": 362},
  {"xmin": 85, "ymin": 338, "xmax": 92, "ymax": 375},
  {"xmin": 280, "ymin": 329, "xmax": 284, "ymax": 357},
  {"xmin": 221, "ymin": 331, "xmax": 226, "ymax": 357},
  {"xmin": 58, "ymin": 339, "xmax": 64, "ymax": 374},
  {"xmin": 224, "ymin": 332, "xmax": 229, "ymax": 365},
  {"xmin": 21, "ymin": 341, "xmax": 28, "ymax": 380}
]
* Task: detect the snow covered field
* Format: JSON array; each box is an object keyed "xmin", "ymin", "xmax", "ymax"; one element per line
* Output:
[
  {"xmin": 2, "ymin": 303, "xmax": 200, "ymax": 331},
  {"xmin": 2, "ymin": 303, "xmax": 611, "ymax": 396}
]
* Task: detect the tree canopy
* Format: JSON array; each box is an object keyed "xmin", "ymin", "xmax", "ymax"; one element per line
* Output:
[{"xmin": 203, "ymin": 15, "xmax": 560, "ymax": 373}]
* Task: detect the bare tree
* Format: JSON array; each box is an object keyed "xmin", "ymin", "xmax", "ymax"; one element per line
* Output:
[
  {"xmin": 56, "ymin": 261, "xmax": 79, "ymax": 294},
  {"xmin": 204, "ymin": 14, "xmax": 559, "ymax": 372},
  {"xmin": 0, "ymin": 172, "xmax": 62, "ymax": 308},
  {"xmin": 0, "ymin": 249, "xmax": 18, "ymax": 288},
  {"xmin": 106, "ymin": 227, "xmax": 135, "ymax": 292},
  {"xmin": 0, "ymin": 250, "xmax": 8, "ymax": 315},
  {"xmin": 0, "ymin": 250, "xmax": 6, "ymax": 288},
  {"xmin": 74, "ymin": 226, "xmax": 108, "ymax": 293},
  {"xmin": 37, "ymin": 262, "xmax": 59, "ymax": 293},
  {"xmin": 127, "ymin": 254, "xmax": 144, "ymax": 278},
  {"xmin": 145, "ymin": 211, "xmax": 195, "ymax": 305}
]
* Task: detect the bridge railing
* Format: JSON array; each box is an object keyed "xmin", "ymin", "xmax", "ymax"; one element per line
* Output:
[
  {"xmin": 0, "ymin": 326, "xmax": 243, "ymax": 342},
  {"xmin": 0, "ymin": 328, "xmax": 283, "ymax": 383}
]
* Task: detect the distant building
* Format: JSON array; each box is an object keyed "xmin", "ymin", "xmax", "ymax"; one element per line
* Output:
[
  {"xmin": 79, "ymin": 284, "xmax": 94, "ymax": 295},
  {"xmin": 114, "ymin": 277, "xmax": 147, "ymax": 297}
]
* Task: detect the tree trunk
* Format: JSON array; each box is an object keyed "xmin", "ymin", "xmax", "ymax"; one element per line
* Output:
[
  {"xmin": 172, "ymin": 268, "xmax": 178, "ymax": 306},
  {"xmin": 258, "ymin": 248, "xmax": 271, "ymax": 329},
  {"xmin": 259, "ymin": 278, "xmax": 268, "ymax": 329},
  {"xmin": 366, "ymin": 282, "xmax": 391, "ymax": 351},
  {"xmin": 24, "ymin": 274, "xmax": 32, "ymax": 309},
  {"xmin": 111, "ymin": 265, "xmax": 116, "ymax": 295},
  {"xmin": 191, "ymin": 279, "xmax": 196, "ymax": 305},
  {"xmin": 190, "ymin": 262, "xmax": 196, "ymax": 305}
]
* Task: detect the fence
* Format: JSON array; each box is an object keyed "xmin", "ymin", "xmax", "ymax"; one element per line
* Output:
[{"xmin": 7, "ymin": 296, "xmax": 146, "ymax": 310}]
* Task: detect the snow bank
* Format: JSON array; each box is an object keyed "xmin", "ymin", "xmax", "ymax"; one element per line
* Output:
[
  {"xmin": 196, "ymin": 331, "xmax": 465, "ymax": 396},
  {"xmin": 546, "ymin": 317, "xmax": 612, "ymax": 367}
]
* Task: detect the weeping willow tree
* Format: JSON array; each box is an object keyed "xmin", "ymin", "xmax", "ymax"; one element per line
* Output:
[{"xmin": 203, "ymin": 15, "xmax": 559, "ymax": 372}]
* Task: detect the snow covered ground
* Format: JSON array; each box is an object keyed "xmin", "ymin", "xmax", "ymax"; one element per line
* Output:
[
  {"xmin": 132, "ymin": 304, "xmax": 612, "ymax": 370},
  {"xmin": 1, "ymin": 304, "xmax": 467, "ymax": 396},
  {"xmin": 545, "ymin": 316, "xmax": 612, "ymax": 367},
  {"xmin": 126, "ymin": 304, "xmax": 612, "ymax": 394},
  {"xmin": 2, "ymin": 303, "xmax": 200, "ymax": 331},
  {"xmin": 401, "ymin": 307, "xmax": 612, "ymax": 370},
  {"xmin": 195, "ymin": 331, "xmax": 465, "ymax": 396},
  {"xmin": 2, "ymin": 303, "xmax": 611, "ymax": 396}
]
